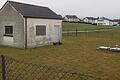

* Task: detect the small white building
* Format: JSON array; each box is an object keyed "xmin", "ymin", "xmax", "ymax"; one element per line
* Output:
[
  {"xmin": 83, "ymin": 17, "xmax": 98, "ymax": 24},
  {"xmin": 0, "ymin": 1, "xmax": 62, "ymax": 48},
  {"xmin": 64, "ymin": 15, "xmax": 80, "ymax": 22},
  {"xmin": 111, "ymin": 19, "xmax": 119, "ymax": 26},
  {"xmin": 97, "ymin": 17, "xmax": 113, "ymax": 26}
]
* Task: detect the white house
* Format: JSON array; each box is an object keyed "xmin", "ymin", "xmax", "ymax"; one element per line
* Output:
[
  {"xmin": 0, "ymin": 1, "xmax": 62, "ymax": 48},
  {"xmin": 111, "ymin": 19, "xmax": 119, "ymax": 26},
  {"xmin": 97, "ymin": 17, "xmax": 114, "ymax": 26},
  {"xmin": 83, "ymin": 17, "xmax": 98, "ymax": 24},
  {"xmin": 64, "ymin": 15, "xmax": 80, "ymax": 22}
]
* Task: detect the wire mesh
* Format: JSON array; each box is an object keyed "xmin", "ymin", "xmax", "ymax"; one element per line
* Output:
[{"xmin": 0, "ymin": 55, "xmax": 109, "ymax": 80}]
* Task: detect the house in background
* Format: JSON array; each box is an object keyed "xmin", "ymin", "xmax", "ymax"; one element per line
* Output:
[
  {"xmin": 97, "ymin": 17, "xmax": 114, "ymax": 26},
  {"xmin": 0, "ymin": 1, "xmax": 62, "ymax": 48},
  {"xmin": 112, "ymin": 19, "xmax": 120, "ymax": 26},
  {"xmin": 83, "ymin": 17, "xmax": 98, "ymax": 24},
  {"xmin": 64, "ymin": 15, "xmax": 80, "ymax": 22}
]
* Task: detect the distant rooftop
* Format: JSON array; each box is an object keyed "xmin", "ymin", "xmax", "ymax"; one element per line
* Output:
[
  {"xmin": 85, "ymin": 17, "xmax": 98, "ymax": 20},
  {"xmin": 98, "ymin": 17, "xmax": 112, "ymax": 21},
  {"xmin": 65, "ymin": 15, "xmax": 79, "ymax": 19}
]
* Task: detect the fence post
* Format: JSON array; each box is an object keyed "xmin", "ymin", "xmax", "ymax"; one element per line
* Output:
[
  {"xmin": 1, "ymin": 55, "xmax": 6, "ymax": 80},
  {"xmin": 76, "ymin": 28, "xmax": 78, "ymax": 36},
  {"xmin": 67, "ymin": 29, "xmax": 69, "ymax": 36}
]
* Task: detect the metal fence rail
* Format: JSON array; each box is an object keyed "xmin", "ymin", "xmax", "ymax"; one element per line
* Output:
[
  {"xmin": 0, "ymin": 55, "xmax": 109, "ymax": 80},
  {"xmin": 62, "ymin": 28, "xmax": 116, "ymax": 36}
]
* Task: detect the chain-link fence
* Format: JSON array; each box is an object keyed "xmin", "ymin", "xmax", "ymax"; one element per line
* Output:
[{"xmin": 0, "ymin": 55, "xmax": 109, "ymax": 80}]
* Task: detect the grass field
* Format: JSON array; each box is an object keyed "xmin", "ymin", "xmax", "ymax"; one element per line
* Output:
[
  {"xmin": 0, "ymin": 30, "xmax": 120, "ymax": 80},
  {"xmin": 63, "ymin": 22, "xmax": 113, "ymax": 31}
]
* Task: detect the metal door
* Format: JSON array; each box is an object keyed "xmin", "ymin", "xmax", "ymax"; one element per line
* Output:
[{"xmin": 53, "ymin": 25, "xmax": 60, "ymax": 43}]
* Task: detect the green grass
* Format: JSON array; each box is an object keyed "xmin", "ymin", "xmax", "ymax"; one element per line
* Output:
[
  {"xmin": 0, "ymin": 30, "xmax": 120, "ymax": 80},
  {"xmin": 63, "ymin": 22, "xmax": 113, "ymax": 31}
]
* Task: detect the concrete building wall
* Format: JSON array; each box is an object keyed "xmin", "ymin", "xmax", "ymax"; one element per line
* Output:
[
  {"xmin": 0, "ymin": 2, "xmax": 25, "ymax": 48},
  {"xmin": 26, "ymin": 18, "xmax": 62, "ymax": 48}
]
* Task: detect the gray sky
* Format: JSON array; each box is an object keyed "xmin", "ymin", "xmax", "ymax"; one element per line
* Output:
[{"xmin": 0, "ymin": 0, "xmax": 120, "ymax": 19}]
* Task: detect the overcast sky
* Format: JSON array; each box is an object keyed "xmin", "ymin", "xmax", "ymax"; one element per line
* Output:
[{"xmin": 0, "ymin": 0, "xmax": 120, "ymax": 19}]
